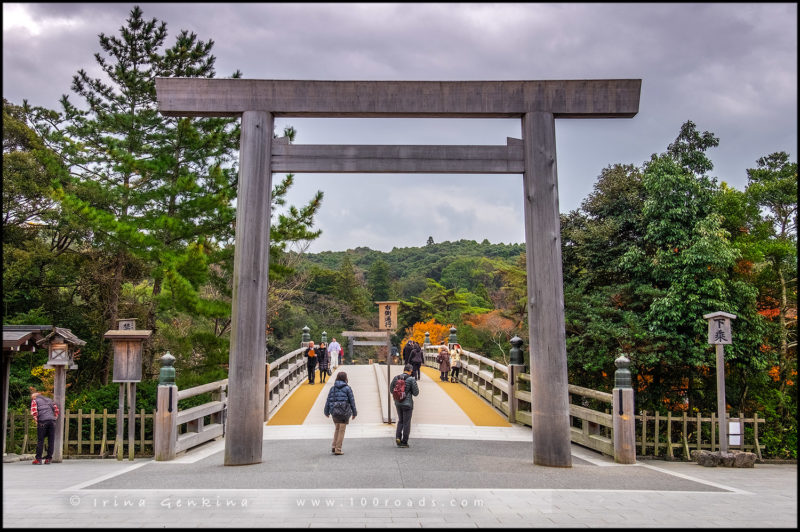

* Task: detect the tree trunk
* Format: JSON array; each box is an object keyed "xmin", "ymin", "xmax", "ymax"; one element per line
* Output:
[
  {"xmin": 143, "ymin": 276, "xmax": 163, "ymax": 380},
  {"xmin": 101, "ymin": 254, "xmax": 125, "ymax": 385}
]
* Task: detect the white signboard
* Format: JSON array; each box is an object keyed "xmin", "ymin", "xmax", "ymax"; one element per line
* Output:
[{"xmin": 728, "ymin": 421, "xmax": 742, "ymax": 446}]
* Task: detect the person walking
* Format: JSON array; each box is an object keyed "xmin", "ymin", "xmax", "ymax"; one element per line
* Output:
[
  {"xmin": 409, "ymin": 341, "xmax": 424, "ymax": 381},
  {"xmin": 30, "ymin": 391, "xmax": 59, "ymax": 464},
  {"xmin": 436, "ymin": 345, "xmax": 451, "ymax": 382},
  {"xmin": 449, "ymin": 343, "xmax": 463, "ymax": 383},
  {"xmin": 318, "ymin": 342, "xmax": 331, "ymax": 384},
  {"xmin": 323, "ymin": 371, "xmax": 357, "ymax": 455},
  {"xmin": 328, "ymin": 337, "xmax": 343, "ymax": 366},
  {"xmin": 328, "ymin": 338, "xmax": 341, "ymax": 370},
  {"xmin": 304, "ymin": 341, "xmax": 319, "ymax": 384},
  {"xmin": 391, "ymin": 364, "xmax": 419, "ymax": 448},
  {"xmin": 402, "ymin": 340, "xmax": 414, "ymax": 366}
]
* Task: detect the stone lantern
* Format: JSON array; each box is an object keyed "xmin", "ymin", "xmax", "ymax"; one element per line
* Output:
[{"xmin": 104, "ymin": 319, "xmax": 152, "ymax": 460}]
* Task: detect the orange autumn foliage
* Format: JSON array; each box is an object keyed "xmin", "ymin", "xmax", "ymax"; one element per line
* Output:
[
  {"xmin": 402, "ymin": 319, "xmax": 451, "ymax": 353},
  {"xmin": 464, "ymin": 310, "xmax": 515, "ymax": 336}
]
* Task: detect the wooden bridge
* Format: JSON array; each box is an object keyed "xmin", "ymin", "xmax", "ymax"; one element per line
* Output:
[{"xmin": 145, "ymin": 339, "xmax": 637, "ymax": 463}]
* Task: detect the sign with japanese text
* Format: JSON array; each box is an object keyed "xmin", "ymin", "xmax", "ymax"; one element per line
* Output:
[
  {"xmin": 703, "ymin": 311, "xmax": 736, "ymax": 345},
  {"xmin": 375, "ymin": 301, "xmax": 398, "ymax": 330}
]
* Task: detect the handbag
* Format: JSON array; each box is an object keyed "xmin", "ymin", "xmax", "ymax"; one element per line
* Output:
[
  {"xmin": 327, "ymin": 368, "xmax": 332, "ymax": 376},
  {"xmin": 330, "ymin": 401, "xmax": 351, "ymax": 419}
]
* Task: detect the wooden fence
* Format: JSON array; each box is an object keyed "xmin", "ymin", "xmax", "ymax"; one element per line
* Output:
[
  {"xmin": 636, "ymin": 410, "xmax": 765, "ymax": 460},
  {"xmin": 5, "ymin": 408, "xmax": 155, "ymax": 457}
]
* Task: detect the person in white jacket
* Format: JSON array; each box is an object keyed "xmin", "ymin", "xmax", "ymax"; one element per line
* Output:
[{"xmin": 328, "ymin": 338, "xmax": 342, "ymax": 369}]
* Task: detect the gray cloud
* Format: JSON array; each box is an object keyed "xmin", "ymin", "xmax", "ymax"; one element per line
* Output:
[{"xmin": 3, "ymin": 3, "xmax": 796, "ymax": 252}]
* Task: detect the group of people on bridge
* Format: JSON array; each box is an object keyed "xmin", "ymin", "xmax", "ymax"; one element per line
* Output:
[
  {"xmin": 313, "ymin": 339, "xmax": 465, "ymax": 455},
  {"xmin": 303, "ymin": 338, "xmax": 343, "ymax": 384}
]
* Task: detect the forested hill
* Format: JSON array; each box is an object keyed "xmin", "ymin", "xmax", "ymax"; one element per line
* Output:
[{"xmin": 302, "ymin": 239, "xmax": 525, "ymax": 283}]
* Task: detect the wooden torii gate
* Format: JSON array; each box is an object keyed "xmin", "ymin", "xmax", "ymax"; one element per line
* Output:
[{"xmin": 155, "ymin": 78, "xmax": 641, "ymax": 467}]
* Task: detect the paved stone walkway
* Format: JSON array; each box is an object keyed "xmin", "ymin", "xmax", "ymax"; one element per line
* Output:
[{"xmin": 3, "ymin": 365, "xmax": 796, "ymax": 527}]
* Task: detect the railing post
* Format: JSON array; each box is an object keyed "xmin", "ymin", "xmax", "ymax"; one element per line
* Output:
[
  {"xmin": 448, "ymin": 327, "xmax": 458, "ymax": 346},
  {"xmin": 508, "ymin": 336, "xmax": 525, "ymax": 424},
  {"xmin": 612, "ymin": 354, "xmax": 636, "ymax": 464},
  {"xmin": 264, "ymin": 362, "xmax": 271, "ymax": 422},
  {"xmin": 423, "ymin": 332, "xmax": 430, "ymax": 347},
  {"xmin": 301, "ymin": 326, "xmax": 311, "ymax": 348},
  {"xmin": 155, "ymin": 352, "xmax": 178, "ymax": 461}
]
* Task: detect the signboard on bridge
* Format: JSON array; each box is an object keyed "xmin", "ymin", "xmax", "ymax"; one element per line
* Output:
[{"xmin": 375, "ymin": 301, "xmax": 399, "ymax": 330}]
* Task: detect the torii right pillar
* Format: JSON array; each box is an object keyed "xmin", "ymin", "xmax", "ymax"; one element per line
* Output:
[{"xmin": 522, "ymin": 112, "xmax": 572, "ymax": 467}]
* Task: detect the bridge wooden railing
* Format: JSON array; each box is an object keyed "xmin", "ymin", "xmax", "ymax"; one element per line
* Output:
[
  {"xmin": 154, "ymin": 346, "xmax": 308, "ymax": 461},
  {"xmin": 422, "ymin": 343, "xmax": 767, "ymax": 461},
  {"xmin": 423, "ymin": 344, "xmax": 619, "ymax": 459},
  {"xmin": 265, "ymin": 347, "xmax": 308, "ymax": 420},
  {"xmin": 174, "ymin": 378, "xmax": 228, "ymax": 454}
]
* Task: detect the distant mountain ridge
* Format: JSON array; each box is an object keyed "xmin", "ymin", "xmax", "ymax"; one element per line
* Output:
[{"xmin": 299, "ymin": 239, "xmax": 525, "ymax": 281}]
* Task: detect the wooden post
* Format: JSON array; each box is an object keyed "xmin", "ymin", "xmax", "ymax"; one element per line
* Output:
[
  {"xmin": 522, "ymin": 111, "xmax": 571, "ymax": 468},
  {"xmin": 654, "ymin": 411, "xmax": 660, "ymax": 457},
  {"xmin": 224, "ymin": 110, "xmax": 273, "ymax": 466},
  {"xmin": 52, "ymin": 365, "xmax": 66, "ymax": 462},
  {"xmin": 128, "ymin": 382, "xmax": 136, "ymax": 460},
  {"xmin": 77, "ymin": 409, "xmax": 83, "ymax": 455},
  {"xmin": 264, "ymin": 363, "xmax": 271, "ymax": 422},
  {"xmin": 666, "ymin": 411, "xmax": 674, "ymax": 459},
  {"xmin": 386, "ymin": 338, "xmax": 392, "ymax": 424},
  {"xmin": 63, "ymin": 409, "xmax": 69, "ymax": 457},
  {"xmin": 696, "ymin": 412, "xmax": 701, "ymax": 451},
  {"xmin": 704, "ymin": 311, "xmax": 735, "ymax": 454},
  {"xmin": 139, "ymin": 408, "xmax": 145, "ymax": 453},
  {"xmin": 101, "ymin": 409, "xmax": 108, "ymax": 457},
  {"xmin": 21, "ymin": 411, "xmax": 29, "ymax": 454},
  {"xmin": 116, "ymin": 383, "xmax": 124, "ymax": 460},
  {"xmin": 641, "ymin": 411, "xmax": 647, "ymax": 455},
  {"xmin": 612, "ymin": 356, "xmax": 636, "ymax": 464},
  {"xmin": 8, "ymin": 411, "xmax": 15, "ymax": 454},
  {"xmin": 738, "ymin": 411, "xmax": 744, "ymax": 451},
  {"xmin": 2, "ymin": 354, "xmax": 11, "ymax": 454},
  {"xmin": 508, "ymin": 364, "xmax": 524, "ymax": 424},
  {"xmin": 154, "ymin": 384, "xmax": 178, "ymax": 461},
  {"xmin": 715, "ymin": 344, "xmax": 728, "ymax": 453},
  {"xmin": 90, "ymin": 410, "xmax": 95, "ymax": 455}
]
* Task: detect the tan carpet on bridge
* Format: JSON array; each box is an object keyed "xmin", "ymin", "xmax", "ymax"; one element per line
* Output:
[
  {"xmin": 419, "ymin": 365, "xmax": 511, "ymax": 427},
  {"xmin": 265, "ymin": 378, "xmax": 326, "ymax": 425}
]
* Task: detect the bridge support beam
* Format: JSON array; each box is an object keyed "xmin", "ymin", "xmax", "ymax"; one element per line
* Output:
[
  {"xmin": 522, "ymin": 112, "xmax": 572, "ymax": 467},
  {"xmin": 224, "ymin": 111, "xmax": 273, "ymax": 466}
]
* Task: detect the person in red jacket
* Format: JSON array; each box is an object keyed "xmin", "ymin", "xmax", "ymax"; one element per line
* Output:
[{"xmin": 30, "ymin": 391, "xmax": 59, "ymax": 464}]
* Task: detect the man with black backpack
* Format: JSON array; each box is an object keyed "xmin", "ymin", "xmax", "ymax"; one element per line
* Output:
[{"xmin": 390, "ymin": 364, "xmax": 419, "ymax": 448}]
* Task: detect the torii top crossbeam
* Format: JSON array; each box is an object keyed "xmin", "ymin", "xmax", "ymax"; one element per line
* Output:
[{"xmin": 155, "ymin": 78, "xmax": 641, "ymax": 118}]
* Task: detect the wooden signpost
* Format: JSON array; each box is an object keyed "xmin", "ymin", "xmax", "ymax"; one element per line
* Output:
[
  {"xmin": 104, "ymin": 319, "xmax": 152, "ymax": 460},
  {"xmin": 703, "ymin": 311, "xmax": 736, "ymax": 453}
]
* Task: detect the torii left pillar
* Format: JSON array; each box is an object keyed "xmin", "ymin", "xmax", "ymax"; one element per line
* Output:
[{"xmin": 224, "ymin": 111, "xmax": 273, "ymax": 465}]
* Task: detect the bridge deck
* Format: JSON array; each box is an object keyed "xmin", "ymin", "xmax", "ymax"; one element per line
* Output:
[{"xmin": 268, "ymin": 364, "xmax": 507, "ymax": 428}]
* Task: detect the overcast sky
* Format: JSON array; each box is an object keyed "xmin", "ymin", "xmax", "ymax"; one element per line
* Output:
[{"xmin": 3, "ymin": 3, "xmax": 797, "ymax": 253}]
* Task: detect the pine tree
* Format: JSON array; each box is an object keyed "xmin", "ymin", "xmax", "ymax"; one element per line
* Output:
[{"xmin": 23, "ymin": 6, "xmax": 324, "ymax": 382}]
